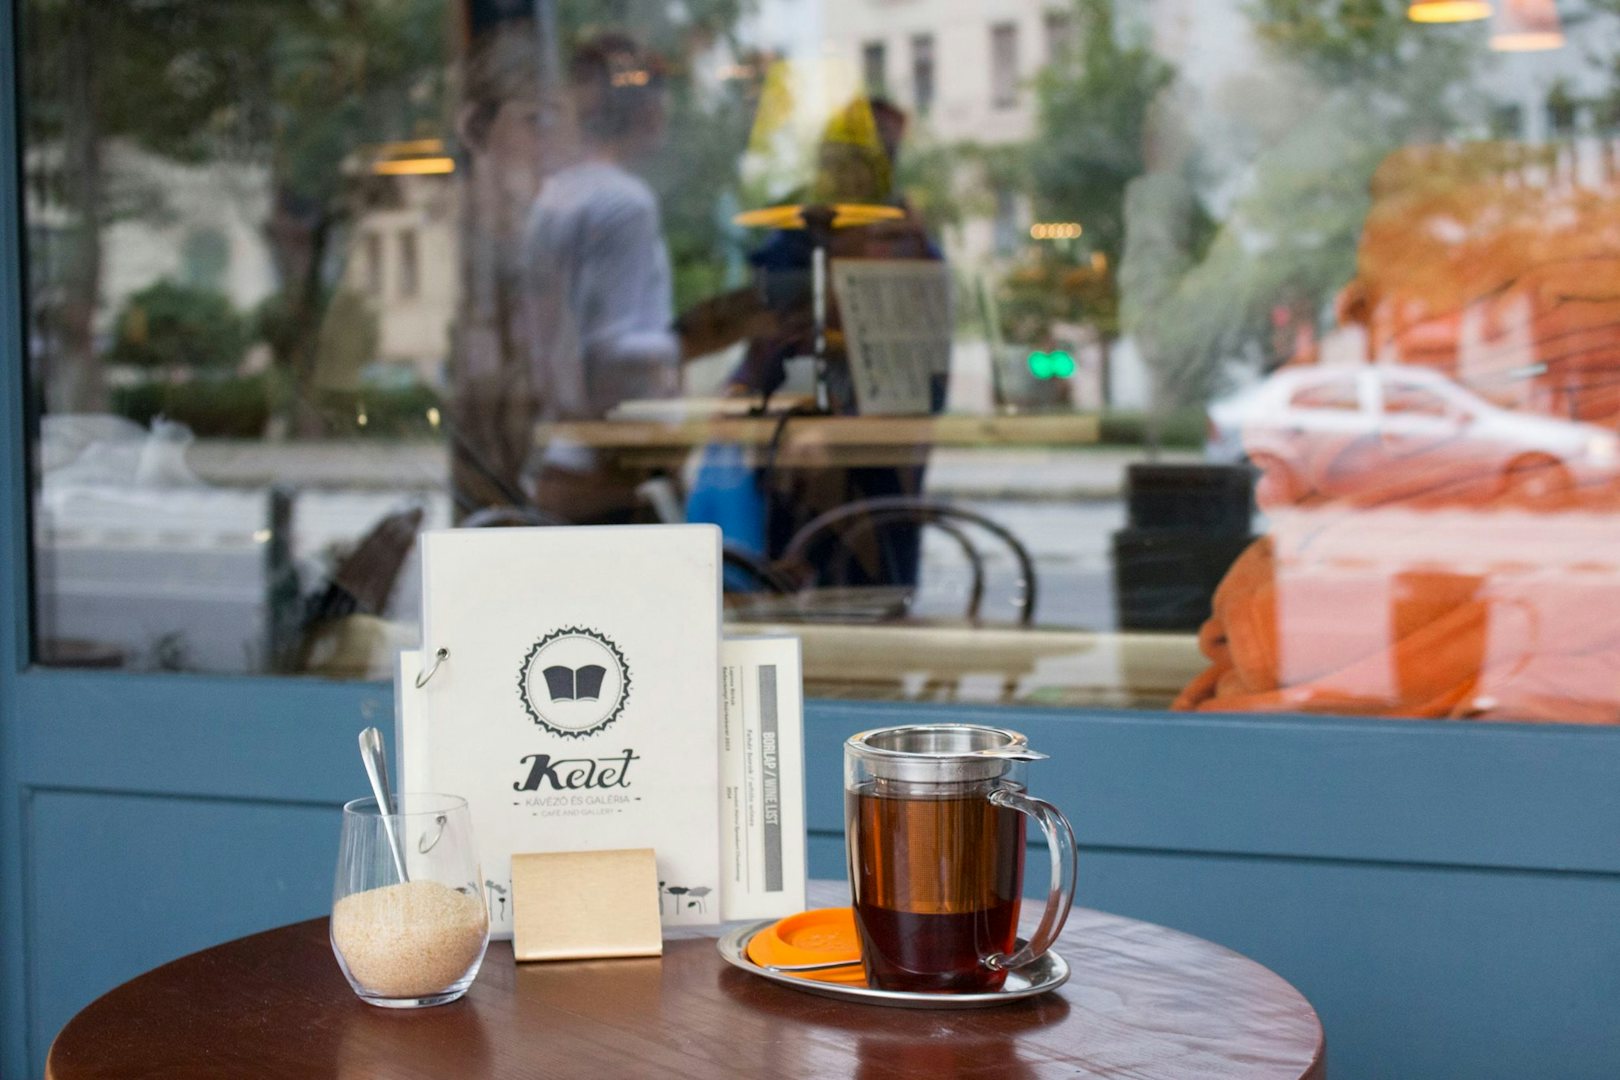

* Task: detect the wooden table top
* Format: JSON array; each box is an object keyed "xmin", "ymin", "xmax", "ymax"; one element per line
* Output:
[
  {"xmin": 537, "ymin": 413, "xmax": 1101, "ymax": 468},
  {"xmin": 47, "ymin": 881, "xmax": 1324, "ymax": 1079}
]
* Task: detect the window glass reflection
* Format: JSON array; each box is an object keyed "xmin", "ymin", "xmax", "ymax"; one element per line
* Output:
[{"xmin": 19, "ymin": 0, "xmax": 1620, "ymax": 725}]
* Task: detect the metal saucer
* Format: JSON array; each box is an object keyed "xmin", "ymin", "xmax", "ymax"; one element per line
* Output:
[{"xmin": 716, "ymin": 919, "xmax": 1069, "ymax": 1009}]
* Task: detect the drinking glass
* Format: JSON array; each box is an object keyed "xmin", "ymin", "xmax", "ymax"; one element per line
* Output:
[
  {"xmin": 332, "ymin": 793, "xmax": 489, "ymax": 1007},
  {"xmin": 845, "ymin": 724, "xmax": 1077, "ymax": 993}
]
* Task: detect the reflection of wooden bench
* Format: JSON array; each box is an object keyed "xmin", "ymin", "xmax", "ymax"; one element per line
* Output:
[
  {"xmin": 728, "ymin": 621, "xmax": 1204, "ymax": 708},
  {"xmin": 535, "ymin": 414, "xmax": 1100, "ymax": 469}
]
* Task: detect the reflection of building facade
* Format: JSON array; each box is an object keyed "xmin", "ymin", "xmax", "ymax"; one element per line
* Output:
[
  {"xmin": 821, "ymin": 0, "xmax": 1061, "ymax": 263},
  {"xmin": 343, "ymin": 172, "xmax": 458, "ymax": 383},
  {"xmin": 28, "ymin": 140, "xmax": 457, "ymax": 387},
  {"xmin": 823, "ymin": 0, "xmax": 1048, "ymax": 145}
]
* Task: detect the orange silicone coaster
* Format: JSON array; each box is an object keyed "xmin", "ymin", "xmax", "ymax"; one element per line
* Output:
[{"xmin": 745, "ymin": 907, "xmax": 866, "ymax": 985}]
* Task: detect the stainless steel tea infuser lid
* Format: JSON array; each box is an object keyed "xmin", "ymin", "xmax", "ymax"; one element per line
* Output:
[{"xmin": 846, "ymin": 724, "xmax": 1047, "ymax": 784}]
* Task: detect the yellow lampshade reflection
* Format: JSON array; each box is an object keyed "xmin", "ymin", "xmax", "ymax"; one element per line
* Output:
[
  {"xmin": 371, "ymin": 157, "xmax": 455, "ymax": 176},
  {"xmin": 1490, "ymin": 0, "xmax": 1564, "ymax": 51},
  {"xmin": 1407, "ymin": 1, "xmax": 1493, "ymax": 22},
  {"xmin": 733, "ymin": 203, "xmax": 905, "ymax": 230}
]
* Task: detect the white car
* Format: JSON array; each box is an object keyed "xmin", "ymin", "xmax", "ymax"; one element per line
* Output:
[{"xmin": 1206, "ymin": 365, "xmax": 1620, "ymax": 507}]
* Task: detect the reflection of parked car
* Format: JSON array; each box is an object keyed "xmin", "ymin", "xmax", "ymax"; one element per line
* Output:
[{"xmin": 1207, "ymin": 365, "xmax": 1620, "ymax": 507}]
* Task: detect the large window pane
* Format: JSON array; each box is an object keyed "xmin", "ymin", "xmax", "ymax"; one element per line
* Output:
[{"xmin": 19, "ymin": 0, "xmax": 1620, "ymax": 725}]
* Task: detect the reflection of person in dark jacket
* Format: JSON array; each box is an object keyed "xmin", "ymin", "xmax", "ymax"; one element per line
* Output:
[{"xmin": 728, "ymin": 98, "xmax": 945, "ymax": 587}]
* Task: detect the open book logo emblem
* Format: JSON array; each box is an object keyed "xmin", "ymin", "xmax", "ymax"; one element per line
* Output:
[
  {"xmin": 518, "ymin": 627, "xmax": 630, "ymax": 738},
  {"xmin": 542, "ymin": 664, "xmax": 608, "ymax": 702}
]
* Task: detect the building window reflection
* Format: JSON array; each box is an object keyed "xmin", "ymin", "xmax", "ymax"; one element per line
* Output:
[
  {"xmin": 397, "ymin": 229, "xmax": 419, "ymax": 300},
  {"xmin": 911, "ymin": 34, "xmax": 935, "ymax": 117},
  {"xmin": 990, "ymin": 22, "xmax": 1019, "ymax": 109},
  {"xmin": 362, "ymin": 232, "xmax": 384, "ymax": 298},
  {"xmin": 862, "ymin": 40, "xmax": 887, "ymax": 97},
  {"xmin": 1044, "ymin": 9, "xmax": 1074, "ymax": 67}
]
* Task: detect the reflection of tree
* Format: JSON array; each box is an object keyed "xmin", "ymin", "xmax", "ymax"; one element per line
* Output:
[
  {"xmin": 651, "ymin": 67, "xmax": 758, "ymax": 311},
  {"xmin": 25, "ymin": 0, "xmax": 447, "ymax": 427},
  {"xmin": 1122, "ymin": 101, "xmax": 1387, "ymax": 408},
  {"xmin": 1123, "ymin": 0, "xmax": 1478, "ymax": 412},
  {"xmin": 1250, "ymin": 0, "xmax": 1463, "ymax": 84},
  {"xmin": 999, "ymin": 0, "xmax": 1173, "ymax": 361},
  {"xmin": 893, "ymin": 132, "xmax": 968, "ymax": 244},
  {"xmin": 1028, "ymin": 0, "xmax": 1173, "ymax": 291},
  {"xmin": 23, "ymin": 1, "xmax": 211, "ymax": 413},
  {"xmin": 108, "ymin": 282, "xmax": 250, "ymax": 378},
  {"xmin": 237, "ymin": 0, "xmax": 447, "ymax": 434}
]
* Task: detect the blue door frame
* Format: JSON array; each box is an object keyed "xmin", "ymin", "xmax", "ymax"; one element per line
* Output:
[{"xmin": 2, "ymin": 7, "xmax": 1619, "ymax": 1078}]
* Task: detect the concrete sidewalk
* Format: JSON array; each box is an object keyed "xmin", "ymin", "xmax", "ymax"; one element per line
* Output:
[
  {"xmin": 186, "ymin": 439, "xmax": 447, "ymax": 491},
  {"xmin": 925, "ymin": 447, "xmax": 1201, "ymax": 501}
]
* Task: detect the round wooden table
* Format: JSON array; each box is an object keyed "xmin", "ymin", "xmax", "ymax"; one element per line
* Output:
[{"xmin": 48, "ymin": 882, "xmax": 1325, "ymax": 1079}]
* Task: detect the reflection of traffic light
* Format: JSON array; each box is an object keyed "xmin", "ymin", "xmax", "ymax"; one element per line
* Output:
[{"xmin": 1027, "ymin": 350, "xmax": 1076, "ymax": 380}]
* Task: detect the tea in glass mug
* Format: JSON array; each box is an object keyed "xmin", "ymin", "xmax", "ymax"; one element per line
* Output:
[{"xmin": 844, "ymin": 725, "xmax": 1077, "ymax": 993}]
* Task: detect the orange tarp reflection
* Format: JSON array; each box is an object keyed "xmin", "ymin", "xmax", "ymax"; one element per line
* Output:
[
  {"xmin": 1174, "ymin": 508, "xmax": 1620, "ymax": 723},
  {"xmin": 1178, "ymin": 142, "xmax": 1620, "ymax": 722}
]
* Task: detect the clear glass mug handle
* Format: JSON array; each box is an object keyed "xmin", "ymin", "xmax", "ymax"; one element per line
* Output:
[{"xmin": 985, "ymin": 786, "xmax": 1078, "ymax": 971}]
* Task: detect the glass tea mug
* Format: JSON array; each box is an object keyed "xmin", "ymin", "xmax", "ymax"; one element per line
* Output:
[{"xmin": 844, "ymin": 724, "xmax": 1078, "ymax": 993}]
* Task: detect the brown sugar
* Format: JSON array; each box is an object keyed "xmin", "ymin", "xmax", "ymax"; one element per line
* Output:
[{"xmin": 332, "ymin": 880, "xmax": 488, "ymax": 999}]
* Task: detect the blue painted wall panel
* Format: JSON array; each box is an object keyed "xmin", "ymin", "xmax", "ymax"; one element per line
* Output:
[
  {"xmin": 804, "ymin": 701, "xmax": 1620, "ymax": 874},
  {"xmin": 809, "ymin": 832, "xmax": 1620, "ymax": 1080},
  {"xmin": 1088, "ymin": 852, "xmax": 1620, "ymax": 1080},
  {"xmin": 23, "ymin": 790, "xmax": 345, "ymax": 1078},
  {"xmin": 14, "ymin": 671, "xmax": 392, "ymax": 802}
]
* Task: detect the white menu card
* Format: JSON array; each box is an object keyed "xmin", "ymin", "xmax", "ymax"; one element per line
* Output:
[{"xmin": 403, "ymin": 525, "xmax": 723, "ymax": 937}]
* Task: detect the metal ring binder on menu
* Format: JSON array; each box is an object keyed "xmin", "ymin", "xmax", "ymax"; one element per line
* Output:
[{"xmin": 415, "ymin": 647, "xmax": 449, "ymax": 689}]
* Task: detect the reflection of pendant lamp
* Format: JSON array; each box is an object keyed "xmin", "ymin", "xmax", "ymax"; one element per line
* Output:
[
  {"xmin": 1491, "ymin": 0, "xmax": 1565, "ymax": 51},
  {"xmin": 1407, "ymin": 1, "xmax": 1492, "ymax": 22},
  {"xmin": 733, "ymin": 202, "xmax": 904, "ymax": 412}
]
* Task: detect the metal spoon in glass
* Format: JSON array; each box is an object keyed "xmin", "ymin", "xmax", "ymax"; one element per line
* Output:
[{"xmin": 358, "ymin": 726, "xmax": 410, "ymax": 884}]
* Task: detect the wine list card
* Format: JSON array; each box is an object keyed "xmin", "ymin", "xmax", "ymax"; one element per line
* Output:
[
  {"xmin": 719, "ymin": 635, "xmax": 807, "ymax": 921},
  {"xmin": 404, "ymin": 525, "xmax": 723, "ymax": 938}
]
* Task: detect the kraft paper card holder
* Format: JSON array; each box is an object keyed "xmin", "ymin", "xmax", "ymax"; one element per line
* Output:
[{"xmin": 511, "ymin": 848, "xmax": 663, "ymax": 962}]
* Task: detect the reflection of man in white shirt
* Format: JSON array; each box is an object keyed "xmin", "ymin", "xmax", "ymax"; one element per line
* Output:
[{"xmin": 523, "ymin": 35, "xmax": 677, "ymax": 521}]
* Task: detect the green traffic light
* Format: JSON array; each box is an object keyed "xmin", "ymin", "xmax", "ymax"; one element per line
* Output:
[{"xmin": 1026, "ymin": 350, "xmax": 1075, "ymax": 380}]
